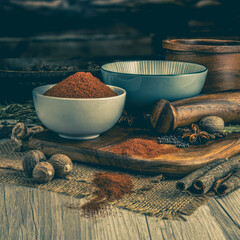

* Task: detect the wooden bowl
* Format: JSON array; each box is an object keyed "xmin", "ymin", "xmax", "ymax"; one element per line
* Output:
[
  {"xmin": 0, "ymin": 58, "xmax": 101, "ymax": 103},
  {"xmin": 162, "ymin": 39, "xmax": 240, "ymax": 93}
]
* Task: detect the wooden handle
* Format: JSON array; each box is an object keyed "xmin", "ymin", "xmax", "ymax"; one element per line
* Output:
[{"xmin": 151, "ymin": 91, "xmax": 240, "ymax": 134}]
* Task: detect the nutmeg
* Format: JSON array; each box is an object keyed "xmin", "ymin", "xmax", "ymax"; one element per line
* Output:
[
  {"xmin": 199, "ymin": 116, "xmax": 225, "ymax": 133},
  {"xmin": 32, "ymin": 162, "xmax": 55, "ymax": 183},
  {"xmin": 48, "ymin": 154, "xmax": 73, "ymax": 177},
  {"xmin": 22, "ymin": 150, "xmax": 46, "ymax": 177}
]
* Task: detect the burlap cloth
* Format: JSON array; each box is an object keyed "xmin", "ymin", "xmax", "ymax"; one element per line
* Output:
[{"xmin": 0, "ymin": 140, "xmax": 208, "ymax": 220}]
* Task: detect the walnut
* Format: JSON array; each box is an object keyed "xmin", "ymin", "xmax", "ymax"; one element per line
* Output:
[
  {"xmin": 22, "ymin": 150, "xmax": 46, "ymax": 177},
  {"xmin": 199, "ymin": 116, "xmax": 225, "ymax": 133},
  {"xmin": 32, "ymin": 162, "xmax": 55, "ymax": 183},
  {"xmin": 48, "ymin": 154, "xmax": 73, "ymax": 177}
]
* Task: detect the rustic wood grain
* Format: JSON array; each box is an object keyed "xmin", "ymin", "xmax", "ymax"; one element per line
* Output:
[
  {"xmin": 163, "ymin": 39, "xmax": 240, "ymax": 94},
  {"xmin": 206, "ymin": 197, "xmax": 240, "ymax": 239},
  {"xmin": 1, "ymin": 137, "xmax": 240, "ymax": 240},
  {"xmin": 28, "ymin": 127, "xmax": 240, "ymax": 175},
  {"xmin": 1, "ymin": 182, "xmax": 240, "ymax": 240},
  {"xmin": 214, "ymin": 189, "xmax": 240, "ymax": 228},
  {"xmin": 0, "ymin": 183, "xmax": 151, "ymax": 240},
  {"xmin": 146, "ymin": 194, "xmax": 240, "ymax": 240},
  {"xmin": 146, "ymin": 205, "xmax": 227, "ymax": 240},
  {"xmin": 151, "ymin": 91, "xmax": 240, "ymax": 133}
]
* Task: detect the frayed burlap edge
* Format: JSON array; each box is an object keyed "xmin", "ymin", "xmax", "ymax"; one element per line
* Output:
[{"xmin": 0, "ymin": 140, "xmax": 209, "ymax": 220}]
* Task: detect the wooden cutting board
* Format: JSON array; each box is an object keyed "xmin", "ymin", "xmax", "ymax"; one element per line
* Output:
[{"xmin": 28, "ymin": 126, "xmax": 240, "ymax": 175}]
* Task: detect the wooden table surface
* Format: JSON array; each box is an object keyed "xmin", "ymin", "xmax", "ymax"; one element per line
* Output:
[{"xmin": 0, "ymin": 139, "xmax": 240, "ymax": 240}]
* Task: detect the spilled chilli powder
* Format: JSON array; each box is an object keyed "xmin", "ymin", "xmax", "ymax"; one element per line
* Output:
[{"xmin": 80, "ymin": 172, "xmax": 134, "ymax": 217}]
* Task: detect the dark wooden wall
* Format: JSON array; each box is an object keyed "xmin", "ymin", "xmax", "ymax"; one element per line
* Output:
[{"xmin": 0, "ymin": 0, "xmax": 239, "ymax": 58}]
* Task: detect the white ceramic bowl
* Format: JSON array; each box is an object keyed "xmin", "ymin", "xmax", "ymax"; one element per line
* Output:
[{"xmin": 33, "ymin": 84, "xmax": 126, "ymax": 140}]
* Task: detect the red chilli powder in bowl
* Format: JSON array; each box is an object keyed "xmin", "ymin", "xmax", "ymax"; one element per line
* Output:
[{"xmin": 44, "ymin": 72, "xmax": 117, "ymax": 98}]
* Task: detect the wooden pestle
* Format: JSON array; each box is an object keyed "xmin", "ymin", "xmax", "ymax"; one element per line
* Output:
[{"xmin": 151, "ymin": 90, "xmax": 240, "ymax": 134}]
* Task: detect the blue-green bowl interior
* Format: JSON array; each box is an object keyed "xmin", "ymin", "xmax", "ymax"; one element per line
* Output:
[
  {"xmin": 101, "ymin": 60, "xmax": 207, "ymax": 76},
  {"xmin": 101, "ymin": 60, "xmax": 208, "ymax": 110}
]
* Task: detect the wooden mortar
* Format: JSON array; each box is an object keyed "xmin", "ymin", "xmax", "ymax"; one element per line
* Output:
[
  {"xmin": 151, "ymin": 91, "xmax": 240, "ymax": 134},
  {"xmin": 162, "ymin": 39, "xmax": 240, "ymax": 93}
]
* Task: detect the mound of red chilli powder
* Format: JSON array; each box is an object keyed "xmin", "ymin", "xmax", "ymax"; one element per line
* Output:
[
  {"xmin": 44, "ymin": 72, "xmax": 117, "ymax": 98},
  {"xmin": 110, "ymin": 138, "xmax": 180, "ymax": 158}
]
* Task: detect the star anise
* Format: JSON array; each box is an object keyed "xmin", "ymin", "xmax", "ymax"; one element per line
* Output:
[{"xmin": 182, "ymin": 124, "xmax": 210, "ymax": 144}]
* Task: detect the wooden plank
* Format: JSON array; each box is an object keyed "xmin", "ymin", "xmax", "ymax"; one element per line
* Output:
[
  {"xmin": 29, "ymin": 128, "xmax": 240, "ymax": 175},
  {"xmin": 205, "ymin": 198, "xmax": 240, "ymax": 240},
  {"xmin": 213, "ymin": 189, "xmax": 240, "ymax": 227},
  {"xmin": 0, "ymin": 183, "xmax": 151, "ymax": 240},
  {"xmin": 146, "ymin": 204, "xmax": 229, "ymax": 240},
  {"xmin": 145, "ymin": 191, "xmax": 240, "ymax": 240},
  {"xmin": 1, "ymin": 138, "xmax": 240, "ymax": 240}
]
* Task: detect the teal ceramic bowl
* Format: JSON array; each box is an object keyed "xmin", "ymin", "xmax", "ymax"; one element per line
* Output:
[{"xmin": 101, "ymin": 60, "xmax": 208, "ymax": 110}]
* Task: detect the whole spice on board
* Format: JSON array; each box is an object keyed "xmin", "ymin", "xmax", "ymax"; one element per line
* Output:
[
  {"xmin": 157, "ymin": 124, "xmax": 227, "ymax": 149},
  {"xmin": 117, "ymin": 111, "xmax": 151, "ymax": 128},
  {"xmin": 48, "ymin": 154, "xmax": 73, "ymax": 177},
  {"xmin": 178, "ymin": 124, "xmax": 226, "ymax": 145},
  {"xmin": 44, "ymin": 72, "xmax": 117, "ymax": 98},
  {"xmin": 213, "ymin": 169, "xmax": 240, "ymax": 196},
  {"xmin": 176, "ymin": 158, "xmax": 227, "ymax": 191},
  {"xmin": 182, "ymin": 124, "xmax": 210, "ymax": 144},
  {"xmin": 110, "ymin": 138, "xmax": 180, "ymax": 158},
  {"xmin": 22, "ymin": 150, "xmax": 47, "ymax": 177},
  {"xmin": 81, "ymin": 172, "xmax": 134, "ymax": 216},
  {"xmin": 176, "ymin": 155, "xmax": 240, "ymax": 195},
  {"xmin": 193, "ymin": 155, "xmax": 240, "ymax": 194},
  {"xmin": 32, "ymin": 162, "xmax": 55, "ymax": 183},
  {"xmin": 157, "ymin": 134, "xmax": 190, "ymax": 148},
  {"xmin": 213, "ymin": 172, "xmax": 234, "ymax": 195},
  {"xmin": 199, "ymin": 116, "xmax": 225, "ymax": 133}
]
